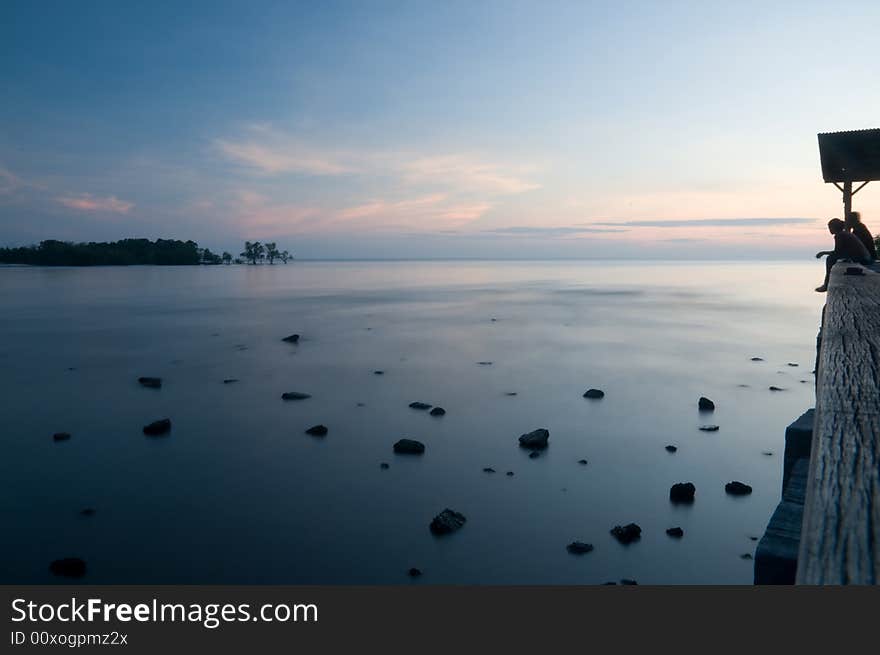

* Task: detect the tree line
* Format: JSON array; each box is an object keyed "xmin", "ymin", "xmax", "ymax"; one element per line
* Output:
[{"xmin": 0, "ymin": 239, "xmax": 293, "ymax": 266}]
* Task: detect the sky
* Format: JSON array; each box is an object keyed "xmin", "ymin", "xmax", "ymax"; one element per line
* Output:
[{"xmin": 2, "ymin": 0, "xmax": 880, "ymax": 259}]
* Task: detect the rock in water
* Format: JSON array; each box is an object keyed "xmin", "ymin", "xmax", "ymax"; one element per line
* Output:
[
  {"xmin": 567, "ymin": 541, "xmax": 595, "ymax": 554},
  {"xmin": 725, "ymin": 481, "xmax": 753, "ymax": 496},
  {"xmin": 698, "ymin": 396, "xmax": 715, "ymax": 411},
  {"xmin": 408, "ymin": 568, "xmax": 422, "ymax": 577},
  {"xmin": 665, "ymin": 445, "xmax": 678, "ymax": 453},
  {"xmin": 373, "ymin": 370, "xmax": 384, "ymax": 375},
  {"xmin": 429, "ymin": 407, "xmax": 446, "ymax": 416},
  {"xmin": 138, "ymin": 377, "xmax": 162, "ymax": 389},
  {"xmin": 222, "ymin": 379, "xmax": 239, "ymax": 384},
  {"xmin": 53, "ymin": 432, "xmax": 71, "ymax": 442},
  {"xmin": 583, "ymin": 388, "xmax": 605, "ymax": 399},
  {"xmin": 669, "ymin": 482, "xmax": 696, "ymax": 504},
  {"xmin": 305, "ymin": 425, "xmax": 328, "ymax": 437},
  {"xmin": 528, "ymin": 451, "xmax": 541, "ymax": 459},
  {"xmin": 768, "ymin": 386, "xmax": 785, "ymax": 392},
  {"xmin": 504, "ymin": 392, "xmax": 518, "ymax": 396},
  {"xmin": 49, "ymin": 557, "xmax": 86, "ymax": 578},
  {"xmin": 751, "ymin": 357, "xmax": 764, "ymax": 361},
  {"xmin": 610, "ymin": 523, "xmax": 642, "ymax": 544},
  {"xmin": 282, "ymin": 334, "xmax": 300, "ymax": 343},
  {"xmin": 430, "ymin": 508, "xmax": 466, "ymax": 535},
  {"xmin": 578, "ymin": 459, "xmax": 588, "ymax": 465},
  {"xmin": 79, "ymin": 508, "xmax": 96, "ymax": 517},
  {"xmin": 699, "ymin": 425, "xmax": 720, "ymax": 432},
  {"xmin": 409, "ymin": 402, "xmax": 432, "ymax": 410},
  {"xmin": 518, "ymin": 428, "xmax": 550, "ymax": 450},
  {"xmin": 620, "ymin": 579, "xmax": 638, "ymax": 585},
  {"xmin": 477, "ymin": 361, "xmax": 493, "ymax": 366},
  {"xmin": 393, "ymin": 439, "xmax": 425, "ymax": 454},
  {"xmin": 143, "ymin": 419, "xmax": 171, "ymax": 436},
  {"xmin": 482, "ymin": 467, "xmax": 496, "ymax": 473},
  {"xmin": 379, "ymin": 462, "xmax": 390, "ymax": 470},
  {"xmin": 666, "ymin": 527, "xmax": 684, "ymax": 538},
  {"xmin": 282, "ymin": 392, "xmax": 311, "ymax": 400}
]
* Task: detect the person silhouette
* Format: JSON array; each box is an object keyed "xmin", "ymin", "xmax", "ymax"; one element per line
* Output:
[
  {"xmin": 846, "ymin": 211, "xmax": 877, "ymax": 260},
  {"xmin": 815, "ymin": 218, "xmax": 871, "ymax": 292}
]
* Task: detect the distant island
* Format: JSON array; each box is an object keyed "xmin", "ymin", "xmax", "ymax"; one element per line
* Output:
[{"xmin": 0, "ymin": 239, "xmax": 292, "ymax": 266}]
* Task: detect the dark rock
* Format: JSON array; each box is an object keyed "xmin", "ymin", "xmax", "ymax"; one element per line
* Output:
[
  {"xmin": 583, "ymin": 388, "xmax": 605, "ymax": 399},
  {"xmin": 305, "ymin": 425, "xmax": 328, "ymax": 437},
  {"xmin": 282, "ymin": 334, "xmax": 300, "ymax": 343},
  {"xmin": 751, "ymin": 357, "xmax": 764, "ymax": 361},
  {"xmin": 356, "ymin": 402, "xmax": 365, "ymax": 407},
  {"xmin": 490, "ymin": 318, "xmax": 497, "ymax": 322},
  {"xmin": 409, "ymin": 401, "xmax": 432, "ymax": 410},
  {"xmin": 504, "ymin": 392, "xmax": 518, "ymax": 396},
  {"xmin": 79, "ymin": 508, "xmax": 95, "ymax": 517},
  {"xmin": 49, "ymin": 557, "xmax": 86, "ymax": 578},
  {"xmin": 222, "ymin": 378, "xmax": 239, "ymax": 384},
  {"xmin": 670, "ymin": 482, "xmax": 696, "ymax": 504},
  {"xmin": 138, "ymin": 376, "xmax": 162, "ymax": 389},
  {"xmin": 769, "ymin": 386, "xmax": 785, "ymax": 391},
  {"xmin": 725, "ymin": 481, "xmax": 753, "ymax": 496},
  {"xmin": 408, "ymin": 568, "xmax": 422, "ymax": 577},
  {"xmin": 143, "ymin": 418, "xmax": 171, "ymax": 436},
  {"xmin": 787, "ymin": 362, "xmax": 799, "ymax": 367},
  {"xmin": 762, "ymin": 451, "xmax": 773, "ymax": 456},
  {"xmin": 373, "ymin": 370, "xmax": 384, "ymax": 375},
  {"xmin": 430, "ymin": 508, "xmax": 466, "ymax": 535},
  {"xmin": 282, "ymin": 392, "xmax": 311, "ymax": 400},
  {"xmin": 610, "ymin": 523, "xmax": 642, "ymax": 544},
  {"xmin": 698, "ymin": 396, "xmax": 715, "ymax": 411},
  {"xmin": 506, "ymin": 471, "xmax": 514, "ymax": 476},
  {"xmin": 429, "ymin": 407, "xmax": 446, "ymax": 416},
  {"xmin": 737, "ymin": 384, "xmax": 750, "ymax": 388},
  {"xmin": 665, "ymin": 445, "xmax": 678, "ymax": 453},
  {"xmin": 740, "ymin": 553, "xmax": 754, "ymax": 560},
  {"xmin": 518, "ymin": 428, "xmax": 550, "ymax": 450},
  {"xmin": 477, "ymin": 361, "xmax": 493, "ymax": 366},
  {"xmin": 379, "ymin": 462, "xmax": 390, "ymax": 470},
  {"xmin": 578, "ymin": 459, "xmax": 588, "ymax": 465},
  {"xmin": 666, "ymin": 527, "xmax": 684, "ymax": 538},
  {"xmin": 699, "ymin": 424, "xmax": 719, "ymax": 432},
  {"xmin": 528, "ymin": 451, "xmax": 540, "ymax": 459},
  {"xmin": 567, "ymin": 541, "xmax": 595, "ymax": 554},
  {"xmin": 53, "ymin": 432, "xmax": 71, "ymax": 442},
  {"xmin": 482, "ymin": 467, "xmax": 495, "ymax": 473},
  {"xmin": 602, "ymin": 582, "xmax": 617, "ymax": 585},
  {"xmin": 393, "ymin": 439, "xmax": 425, "ymax": 454},
  {"xmin": 620, "ymin": 579, "xmax": 638, "ymax": 585}
]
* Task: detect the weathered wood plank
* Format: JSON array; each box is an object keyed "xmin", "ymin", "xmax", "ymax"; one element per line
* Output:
[{"xmin": 797, "ymin": 263, "xmax": 880, "ymax": 584}]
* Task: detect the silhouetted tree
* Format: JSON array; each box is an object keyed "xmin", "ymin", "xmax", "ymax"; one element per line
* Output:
[
  {"xmin": 0, "ymin": 239, "xmax": 202, "ymax": 266},
  {"xmin": 221, "ymin": 251, "xmax": 232, "ymax": 265},
  {"xmin": 240, "ymin": 241, "xmax": 266, "ymax": 264},
  {"xmin": 265, "ymin": 242, "xmax": 280, "ymax": 264},
  {"xmin": 280, "ymin": 250, "xmax": 291, "ymax": 263}
]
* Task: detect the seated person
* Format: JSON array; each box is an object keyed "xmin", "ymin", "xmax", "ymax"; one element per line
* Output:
[
  {"xmin": 846, "ymin": 211, "xmax": 877, "ymax": 260},
  {"xmin": 815, "ymin": 218, "xmax": 871, "ymax": 292}
]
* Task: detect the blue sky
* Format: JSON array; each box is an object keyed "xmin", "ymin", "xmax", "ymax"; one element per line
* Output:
[{"xmin": 3, "ymin": 0, "xmax": 880, "ymax": 258}]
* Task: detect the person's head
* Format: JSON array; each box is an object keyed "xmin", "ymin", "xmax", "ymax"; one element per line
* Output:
[
  {"xmin": 847, "ymin": 211, "xmax": 862, "ymax": 226},
  {"xmin": 828, "ymin": 218, "xmax": 846, "ymax": 235}
]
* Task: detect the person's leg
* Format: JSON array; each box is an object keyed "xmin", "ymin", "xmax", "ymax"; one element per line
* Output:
[{"xmin": 817, "ymin": 253, "xmax": 838, "ymax": 292}]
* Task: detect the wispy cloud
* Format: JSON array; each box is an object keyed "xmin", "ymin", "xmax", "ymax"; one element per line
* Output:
[
  {"xmin": 56, "ymin": 193, "xmax": 134, "ymax": 213},
  {"xmin": 0, "ymin": 166, "xmax": 24, "ymax": 196},
  {"xmin": 591, "ymin": 217, "xmax": 817, "ymax": 228},
  {"xmin": 214, "ymin": 139, "xmax": 353, "ymax": 175},
  {"xmin": 485, "ymin": 225, "xmax": 628, "ymax": 237}
]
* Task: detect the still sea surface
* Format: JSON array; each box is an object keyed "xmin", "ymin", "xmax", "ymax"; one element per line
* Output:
[{"xmin": 0, "ymin": 260, "xmax": 824, "ymax": 584}]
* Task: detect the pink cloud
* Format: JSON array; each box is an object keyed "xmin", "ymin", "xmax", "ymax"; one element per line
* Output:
[
  {"xmin": 56, "ymin": 193, "xmax": 134, "ymax": 213},
  {"xmin": 215, "ymin": 139, "xmax": 352, "ymax": 175}
]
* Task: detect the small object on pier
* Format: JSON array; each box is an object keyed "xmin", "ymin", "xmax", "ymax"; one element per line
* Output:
[
  {"xmin": 282, "ymin": 391, "xmax": 311, "ymax": 400},
  {"xmin": 282, "ymin": 334, "xmax": 300, "ymax": 343},
  {"xmin": 567, "ymin": 541, "xmax": 594, "ymax": 554},
  {"xmin": 844, "ymin": 266, "xmax": 865, "ymax": 276},
  {"xmin": 138, "ymin": 376, "xmax": 162, "ymax": 388},
  {"xmin": 583, "ymin": 388, "xmax": 605, "ymax": 399},
  {"xmin": 143, "ymin": 418, "xmax": 171, "ymax": 436},
  {"xmin": 699, "ymin": 424, "xmax": 720, "ymax": 432},
  {"xmin": 610, "ymin": 523, "xmax": 642, "ymax": 545},
  {"xmin": 698, "ymin": 396, "xmax": 715, "ymax": 411},
  {"xmin": 725, "ymin": 481, "xmax": 753, "ymax": 496}
]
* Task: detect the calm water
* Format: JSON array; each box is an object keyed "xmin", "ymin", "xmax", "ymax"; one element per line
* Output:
[{"xmin": 0, "ymin": 261, "xmax": 823, "ymax": 584}]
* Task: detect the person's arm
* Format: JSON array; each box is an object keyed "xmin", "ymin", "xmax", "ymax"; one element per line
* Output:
[{"xmin": 815, "ymin": 250, "xmax": 833, "ymax": 258}]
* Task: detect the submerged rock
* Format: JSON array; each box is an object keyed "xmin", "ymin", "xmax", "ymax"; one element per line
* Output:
[
  {"xmin": 222, "ymin": 378, "xmax": 239, "ymax": 384},
  {"xmin": 409, "ymin": 401, "xmax": 432, "ymax": 410},
  {"xmin": 566, "ymin": 541, "xmax": 595, "ymax": 554},
  {"xmin": 787, "ymin": 362, "xmax": 799, "ymax": 367},
  {"xmin": 138, "ymin": 377, "xmax": 162, "ymax": 389},
  {"xmin": 282, "ymin": 334, "xmax": 300, "ymax": 343},
  {"xmin": 429, "ymin": 407, "xmax": 446, "ymax": 416},
  {"xmin": 583, "ymin": 388, "xmax": 605, "ymax": 399},
  {"xmin": 49, "ymin": 557, "xmax": 86, "ymax": 578},
  {"xmin": 379, "ymin": 462, "xmax": 390, "ymax": 470},
  {"xmin": 698, "ymin": 396, "xmax": 715, "ymax": 411},
  {"xmin": 578, "ymin": 459, "xmax": 588, "ymax": 465},
  {"xmin": 769, "ymin": 386, "xmax": 785, "ymax": 392},
  {"xmin": 504, "ymin": 392, "xmax": 518, "ymax": 396},
  {"xmin": 53, "ymin": 432, "xmax": 71, "ymax": 442},
  {"xmin": 430, "ymin": 508, "xmax": 466, "ymax": 535},
  {"xmin": 506, "ymin": 471, "xmax": 515, "ymax": 477},
  {"xmin": 666, "ymin": 527, "xmax": 684, "ymax": 538},
  {"xmin": 518, "ymin": 428, "xmax": 550, "ymax": 450},
  {"xmin": 408, "ymin": 568, "xmax": 422, "ymax": 577},
  {"xmin": 751, "ymin": 357, "xmax": 764, "ymax": 361},
  {"xmin": 610, "ymin": 523, "xmax": 642, "ymax": 545},
  {"xmin": 305, "ymin": 425, "xmax": 328, "ymax": 437},
  {"xmin": 665, "ymin": 445, "xmax": 678, "ymax": 453},
  {"xmin": 620, "ymin": 579, "xmax": 638, "ymax": 585},
  {"xmin": 482, "ymin": 467, "xmax": 496, "ymax": 473},
  {"xmin": 725, "ymin": 481, "xmax": 753, "ymax": 496},
  {"xmin": 699, "ymin": 424, "xmax": 720, "ymax": 432},
  {"xmin": 143, "ymin": 418, "xmax": 171, "ymax": 436},
  {"xmin": 393, "ymin": 439, "xmax": 425, "ymax": 454},
  {"xmin": 373, "ymin": 370, "xmax": 384, "ymax": 375},
  {"xmin": 477, "ymin": 361, "xmax": 493, "ymax": 366},
  {"xmin": 670, "ymin": 482, "xmax": 696, "ymax": 504},
  {"xmin": 282, "ymin": 392, "xmax": 311, "ymax": 400},
  {"xmin": 740, "ymin": 553, "xmax": 754, "ymax": 560},
  {"xmin": 79, "ymin": 508, "xmax": 96, "ymax": 517},
  {"xmin": 528, "ymin": 451, "xmax": 541, "ymax": 459}
]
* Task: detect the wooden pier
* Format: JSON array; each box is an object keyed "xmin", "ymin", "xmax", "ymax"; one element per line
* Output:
[{"xmin": 755, "ymin": 262, "xmax": 880, "ymax": 584}]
